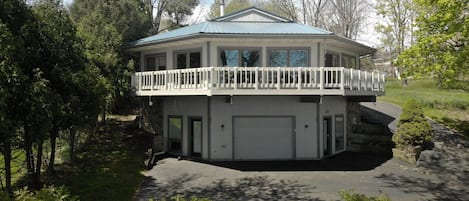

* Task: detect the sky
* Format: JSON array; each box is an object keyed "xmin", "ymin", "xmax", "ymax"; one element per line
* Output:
[{"xmin": 62, "ymin": 0, "xmax": 381, "ymax": 47}]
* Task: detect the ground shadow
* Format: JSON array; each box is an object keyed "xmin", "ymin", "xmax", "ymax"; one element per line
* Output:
[
  {"xmin": 376, "ymin": 173, "xmax": 468, "ymax": 201},
  {"xmin": 185, "ymin": 152, "xmax": 392, "ymax": 172},
  {"xmin": 375, "ymin": 121, "xmax": 469, "ymax": 201},
  {"xmin": 136, "ymin": 174, "xmax": 324, "ymax": 201}
]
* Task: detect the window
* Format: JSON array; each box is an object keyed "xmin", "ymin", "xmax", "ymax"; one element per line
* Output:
[
  {"xmin": 145, "ymin": 55, "xmax": 156, "ymax": 71},
  {"xmin": 144, "ymin": 53, "xmax": 166, "ymax": 71},
  {"xmin": 156, "ymin": 54, "xmax": 167, "ymax": 70},
  {"xmin": 269, "ymin": 49, "xmax": 309, "ymax": 67},
  {"xmin": 335, "ymin": 115, "xmax": 345, "ymax": 152},
  {"xmin": 325, "ymin": 52, "xmax": 340, "ymax": 67},
  {"xmin": 168, "ymin": 116, "xmax": 182, "ymax": 153},
  {"xmin": 176, "ymin": 50, "xmax": 201, "ymax": 69},
  {"xmin": 341, "ymin": 54, "xmax": 357, "ymax": 69},
  {"xmin": 220, "ymin": 48, "xmax": 260, "ymax": 67}
]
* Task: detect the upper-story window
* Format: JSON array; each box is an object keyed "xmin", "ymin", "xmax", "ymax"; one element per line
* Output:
[
  {"xmin": 144, "ymin": 53, "xmax": 166, "ymax": 71},
  {"xmin": 176, "ymin": 50, "xmax": 201, "ymax": 69},
  {"xmin": 341, "ymin": 54, "xmax": 357, "ymax": 69},
  {"xmin": 269, "ymin": 49, "xmax": 309, "ymax": 67},
  {"xmin": 220, "ymin": 48, "xmax": 260, "ymax": 67},
  {"xmin": 325, "ymin": 52, "xmax": 340, "ymax": 67}
]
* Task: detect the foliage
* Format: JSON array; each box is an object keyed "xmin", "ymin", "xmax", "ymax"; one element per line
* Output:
[
  {"xmin": 165, "ymin": 0, "xmax": 200, "ymax": 25},
  {"xmin": 339, "ymin": 190, "xmax": 391, "ymax": 201},
  {"xmin": 0, "ymin": 191, "xmax": 11, "ymax": 201},
  {"xmin": 396, "ymin": 0, "xmax": 469, "ymax": 87},
  {"xmin": 392, "ymin": 99, "xmax": 432, "ymax": 147},
  {"xmin": 375, "ymin": 0, "xmax": 415, "ymax": 60},
  {"xmin": 71, "ymin": 0, "xmax": 151, "ymax": 112},
  {"xmin": 13, "ymin": 186, "xmax": 78, "ymax": 201}
]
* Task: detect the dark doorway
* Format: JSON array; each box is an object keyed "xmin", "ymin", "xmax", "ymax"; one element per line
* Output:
[
  {"xmin": 323, "ymin": 116, "xmax": 332, "ymax": 156},
  {"xmin": 189, "ymin": 117, "xmax": 202, "ymax": 157}
]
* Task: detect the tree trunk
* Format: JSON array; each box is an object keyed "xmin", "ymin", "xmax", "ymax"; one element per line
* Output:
[
  {"xmin": 24, "ymin": 127, "xmax": 35, "ymax": 189},
  {"xmin": 48, "ymin": 122, "xmax": 59, "ymax": 174},
  {"xmin": 69, "ymin": 128, "xmax": 76, "ymax": 163},
  {"xmin": 2, "ymin": 138, "xmax": 12, "ymax": 193},
  {"xmin": 33, "ymin": 139, "xmax": 43, "ymax": 189},
  {"xmin": 102, "ymin": 107, "xmax": 106, "ymax": 125}
]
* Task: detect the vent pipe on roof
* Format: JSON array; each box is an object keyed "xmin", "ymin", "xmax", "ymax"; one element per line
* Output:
[{"xmin": 220, "ymin": 0, "xmax": 225, "ymax": 16}]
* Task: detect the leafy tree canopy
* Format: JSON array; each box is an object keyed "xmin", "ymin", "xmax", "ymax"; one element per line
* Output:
[{"xmin": 396, "ymin": 0, "xmax": 469, "ymax": 87}]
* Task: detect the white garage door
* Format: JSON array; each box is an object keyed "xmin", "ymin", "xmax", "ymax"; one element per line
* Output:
[{"xmin": 234, "ymin": 117, "xmax": 294, "ymax": 160}]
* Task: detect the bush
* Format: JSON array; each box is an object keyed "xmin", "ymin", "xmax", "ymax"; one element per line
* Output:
[
  {"xmin": 339, "ymin": 190, "xmax": 391, "ymax": 201},
  {"xmin": 0, "ymin": 191, "xmax": 12, "ymax": 201},
  {"xmin": 13, "ymin": 186, "xmax": 78, "ymax": 201},
  {"xmin": 392, "ymin": 99, "xmax": 432, "ymax": 148}
]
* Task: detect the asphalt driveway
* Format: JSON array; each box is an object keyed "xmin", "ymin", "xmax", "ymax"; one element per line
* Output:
[{"xmin": 135, "ymin": 152, "xmax": 448, "ymax": 201}]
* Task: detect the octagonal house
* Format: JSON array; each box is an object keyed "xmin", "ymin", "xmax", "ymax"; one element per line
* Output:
[{"xmin": 126, "ymin": 7, "xmax": 384, "ymax": 161}]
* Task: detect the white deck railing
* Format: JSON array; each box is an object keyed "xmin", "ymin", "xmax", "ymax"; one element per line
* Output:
[{"xmin": 131, "ymin": 67, "xmax": 385, "ymax": 96}]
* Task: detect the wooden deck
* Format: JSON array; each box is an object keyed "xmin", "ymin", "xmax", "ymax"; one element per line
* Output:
[{"xmin": 131, "ymin": 67, "xmax": 385, "ymax": 96}]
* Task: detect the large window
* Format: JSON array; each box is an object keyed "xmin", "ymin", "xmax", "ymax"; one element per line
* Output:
[
  {"xmin": 335, "ymin": 115, "xmax": 345, "ymax": 152},
  {"xmin": 168, "ymin": 116, "xmax": 182, "ymax": 153},
  {"xmin": 269, "ymin": 49, "xmax": 309, "ymax": 67},
  {"xmin": 220, "ymin": 48, "xmax": 260, "ymax": 67},
  {"xmin": 341, "ymin": 54, "xmax": 357, "ymax": 69},
  {"xmin": 144, "ymin": 53, "xmax": 166, "ymax": 71},
  {"xmin": 176, "ymin": 50, "xmax": 201, "ymax": 69}
]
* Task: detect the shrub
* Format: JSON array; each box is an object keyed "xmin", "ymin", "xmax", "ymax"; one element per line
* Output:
[
  {"xmin": 392, "ymin": 99, "xmax": 432, "ymax": 148},
  {"xmin": 339, "ymin": 190, "xmax": 391, "ymax": 201},
  {"xmin": 0, "ymin": 191, "xmax": 12, "ymax": 201},
  {"xmin": 13, "ymin": 186, "xmax": 78, "ymax": 201}
]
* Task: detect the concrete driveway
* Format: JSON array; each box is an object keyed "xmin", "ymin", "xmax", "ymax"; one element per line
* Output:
[{"xmin": 135, "ymin": 152, "xmax": 450, "ymax": 201}]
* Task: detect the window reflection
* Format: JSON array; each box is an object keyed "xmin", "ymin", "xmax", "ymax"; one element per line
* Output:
[
  {"xmin": 269, "ymin": 49, "xmax": 309, "ymax": 67},
  {"xmin": 220, "ymin": 48, "xmax": 260, "ymax": 67}
]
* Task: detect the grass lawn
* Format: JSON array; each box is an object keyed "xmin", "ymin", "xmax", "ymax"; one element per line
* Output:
[
  {"xmin": 0, "ymin": 150, "xmax": 27, "ymax": 188},
  {"xmin": 45, "ymin": 117, "xmax": 153, "ymax": 201},
  {"xmin": 378, "ymin": 79, "xmax": 469, "ymax": 136}
]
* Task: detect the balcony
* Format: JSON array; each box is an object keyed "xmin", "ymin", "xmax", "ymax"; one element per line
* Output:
[{"xmin": 131, "ymin": 67, "xmax": 385, "ymax": 96}]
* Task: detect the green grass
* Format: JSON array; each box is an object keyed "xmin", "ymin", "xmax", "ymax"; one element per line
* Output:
[
  {"xmin": 44, "ymin": 119, "xmax": 152, "ymax": 201},
  {"xmin": 0, "ymin": 150, "xmax": 27, "ymax": 188},
  {"xmin": 379, "ymin": 79, "xmax": 469, "ymax": 136}
]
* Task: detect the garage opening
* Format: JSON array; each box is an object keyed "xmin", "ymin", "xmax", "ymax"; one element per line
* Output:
[{"xmin": 233, "ymin": 116, "xmax": 294, "ymax": 160}]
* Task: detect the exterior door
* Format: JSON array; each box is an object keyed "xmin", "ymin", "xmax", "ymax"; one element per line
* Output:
[
  {"xmin": 323, "ymin": 117, "xmax": 332, "ymax": 156},
  {"xmin": 190, "ymin": 118, "xmax": 202, "ymax": 157}
]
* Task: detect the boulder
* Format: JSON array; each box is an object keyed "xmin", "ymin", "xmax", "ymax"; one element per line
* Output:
[{"xmin": 417, "ymin": 150, "xmax": 443, "ymax": 168}]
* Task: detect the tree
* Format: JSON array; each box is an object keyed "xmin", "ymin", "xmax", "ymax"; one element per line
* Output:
[
  {"xmin": 209, "ymin": 0, "xmax": 252, "ymax": 19},
  {"xmin": 0, "ymin": 21, "xmax": 19, "ymax": 195},
  {"xmin": 147, "ymin": 0, "xmax": 170, "ymax": 34},
  {"xmin": 267, "ymin": 0, "xmax": 299, "ymax": 22},
  {"xmin": 302, "ymin": 0, "xmax": 328, "ymax": 27},
  {"xmin": 327, "ymin": 0, "xmax": 369, "ymax": 39},
  {"xmin": 375, "ymin": 0, "xmax": 415, "ymax": 62},
  {"xmin": 71, "ymin": 0, "xmax": 151, "ymax": 115},
  {"xmin": 397, "ymin": 0, "xmax": 469, "ymax": 87},
  {"xmin": 0, "ymin": 0, "xmax": 33, "ymax": 192},
  {"xmin": 147, "ymin": 0, "xmax": 200, "ymax": 33}
]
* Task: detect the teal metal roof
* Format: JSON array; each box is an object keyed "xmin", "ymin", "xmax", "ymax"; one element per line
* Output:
[{"xmin": 127, "ymin": 21, "xmax": 333, "ymax": 47}]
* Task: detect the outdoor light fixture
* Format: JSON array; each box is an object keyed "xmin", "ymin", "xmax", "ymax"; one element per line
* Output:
[{"xmin": 148, "ymin": 96, "xmax": 153, "ymax": 106}]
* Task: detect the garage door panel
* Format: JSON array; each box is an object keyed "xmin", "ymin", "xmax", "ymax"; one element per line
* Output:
[{"xmin": 234, "ymin": 117, "xmax": 294, "ymax": 160}]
